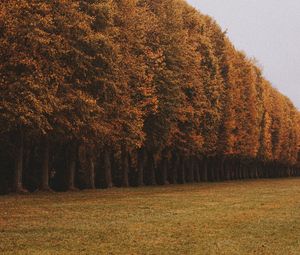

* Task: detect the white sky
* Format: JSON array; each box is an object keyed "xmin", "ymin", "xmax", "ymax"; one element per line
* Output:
[{"xmin": 187, "ymin": 0, "xmax": 300, "ymax": 109}]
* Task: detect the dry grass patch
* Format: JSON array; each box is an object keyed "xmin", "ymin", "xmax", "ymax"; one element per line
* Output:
[{"xmin": 1, "ymin": 178, "xmax": 300, "ymax": 254}]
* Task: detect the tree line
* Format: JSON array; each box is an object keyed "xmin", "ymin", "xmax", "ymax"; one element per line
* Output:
[{"xmin": 0, "ymin": 0, "xmax": 299, "ymax": 194}]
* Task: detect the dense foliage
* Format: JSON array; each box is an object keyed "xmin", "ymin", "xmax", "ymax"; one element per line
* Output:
[{"xmin": 0, "ymin": 0, "xmax": 299, "ymax": 193}]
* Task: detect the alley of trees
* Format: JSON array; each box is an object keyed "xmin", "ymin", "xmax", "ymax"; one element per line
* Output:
[{"xmin": 0, "ymin": 0, "xmax": 299, "ymax": 194}]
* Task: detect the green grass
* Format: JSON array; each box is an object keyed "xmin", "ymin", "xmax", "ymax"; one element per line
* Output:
[{"xmin": 1, "ymin": 178, "xmax": 300, "ymax": 255}]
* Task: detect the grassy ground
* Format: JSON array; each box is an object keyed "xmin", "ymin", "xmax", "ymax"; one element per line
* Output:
[{"xmin": 1, "ymin": 178, "xmax": 300, "ymax": 255}]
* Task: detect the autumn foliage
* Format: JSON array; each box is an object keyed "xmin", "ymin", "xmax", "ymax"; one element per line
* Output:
[{"xmin": 0, "ymin": 0, "xmax": 299, "ymax": 193}]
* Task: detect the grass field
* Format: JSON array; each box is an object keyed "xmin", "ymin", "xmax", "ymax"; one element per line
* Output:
[{"xmin": 1, "ymin": 178, "xmax": 300, "ymax": 255}]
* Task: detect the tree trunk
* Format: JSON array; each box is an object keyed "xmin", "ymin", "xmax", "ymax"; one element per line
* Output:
[
  {"xmin": 252, "ymin": 163, "xmax": 256, "ymax": 178},
  {"xmin": 219, "ymin": 157, "xmax": 225, "ymax": 181},
  {"xmin": 248, "ymin": 164, "xmax": 253, "ymax": 179},
  {"xmin": 14, "ymin": 128, "xmax": 27, "ymax": 193},
  {"xmin": 194, "ymin": 157, "xmax": 200, "ymax": 183},
  {"xmin": 201, "ymin": 158, "xmax": 208, "ymax": 182},
  {"xmin": 187, "ymin": 156, "xmax": 194, "ymax": 183},
  {"xmin": 121, "ymin": 144, "xmax": 129, "ymax": 187},
  {"xmin": 87, "ymin": 148, "xmax": 96, "ymax": 189},
  {"xmin": 161, "ymin": 150, "xmax": 169, "ymax": 185},
  {"xmin": 209, "ymin": 158, "xmax": 215, "ymax": 182},
  {"xmin": 263, "ymin": 163, "xmax": 266, "ymax": 178},
  {"xmin": 234, "ymin": 160, "xmax": 239, "ymax": 179},
  {"xmin": 230, "ymin": 159, "xmax": 236, "ymax": 180},
  {"xmin": 245, "ymin": 163, "xmax": 249, "ymax": 179},
  {"xmin": 247, "ymin": 163, "xmax": 252, "ymax": 179},
  {"xmin": 226, "ymin": 159, "xmax": 230, "ymax": 180},
  {"xmin": 240, "ymin": 163, "xmax": 245, "ymax": 179},
  {"xmin": 137, "ymin": 149, "xmax": 145, "ymax": 186},
  {"xmin": 238, "ymin": 160, "xmax": 242, "ymax": 179},
  {"xmin": 215, "ymin": 158, "xmax": 221, "ymax": 182},
  {"xmin": 229, "ymin": 159, "xmax": 233, "ymax": 179},
  {"xmin": 40, "ymin": 135, "xmax": 51, "ymax": 191},
  {"xmin": 255, "ymin": 165, "xmax": 259, "ymax": 179},
  {"xmin": 170, "ymin": 152, "xmax": 178, "ymax": 184},
  {"xmin": 257, "ymin": 162, "xmax": 261, "ymax": 178},
  {"xmin": 147, "ymin": 151, "xmax": 157, "ymax": 185},
  {"xmin": 179, "ymin": 155, "xmax": 186, "ymax": 184},
  {"xmin": 224, "ymin": 159, "xmax": 230, "ymax": 180},
  {"xmin": 265, "ymin": 163, "xmax": 270, "ymax": 178},
  {"xmin": 89, "ymin": 156, "xmax": 95, "ymax": 189},
  {"xmin": 104, "ymin": 146, "xmax": 113, "ymax": 188},
  {"xmin": 67, "ymin": 143, "xmax": 77, "ymax": 191}
]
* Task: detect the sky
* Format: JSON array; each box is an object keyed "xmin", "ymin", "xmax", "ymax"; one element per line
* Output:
[{"xmin": 187, "ymin": 0, "xmax": 300, "ymax": 109}]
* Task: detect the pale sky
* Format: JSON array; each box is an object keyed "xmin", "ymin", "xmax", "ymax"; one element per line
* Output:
[{"xmin": 187, "ymin": 0, "xmax": 300, "ymax": 109}]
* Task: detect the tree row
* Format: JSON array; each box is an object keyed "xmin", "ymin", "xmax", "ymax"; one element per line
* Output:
[{"xmin": 0, "ymin": 0, "xmax": 299, "ymax": 193}]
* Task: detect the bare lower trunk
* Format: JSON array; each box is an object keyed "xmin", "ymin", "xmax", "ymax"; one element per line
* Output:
[
  {"xmin": 169, "ymin": 152, "xmax": 178, "ymax": 184},
  {"xmin": 14, "ymin": 128, "xmax": 27, "ymax": 193},
  {"xmin": 201, "ymin": 158, "xmax": 208, "ymax": 182},
  {"xmin": 237, "ymin": 160, "xmax": 242, "ymax": 179},
  {"xmin": 219, "ymin": 157, "xmax": 225, "ymax": 181},
  {"xmin": 272, "ymin": 163, "xmax": 276, "ymax": 178},
  {"xmin": 187, "ymin": 156, "xmax": 194, "ymax": 183},
  {"xmin": 104, "ymin": 146, "xmax": 113, "ymax": 188},
  {"xmin": 214, "ymin": 158, "xmax": 220, "ymax": 182},
  {"xmin": 161, "ymin": 150, "xmax": 169, "ymax": 185},
  {"xmin": 264, "ymin": 163, "xmax": 269, "ymax": 178},
  {"xmin": 240, "ymin": 163, "xmax": 245, "ymax": 179},
  {"xmin": 243, "ymin": 164, "xmax": 248, "ymax": 179},
  {"xmin": 256, "ymin": 162, "xmax": 260, "ymax": 178},
  {"xmin": 247, "ymin": 164, "xmax": 252, "ymax": 179},
  {"xmin": 224, "ymin": 159, "xmax": 230, "ymax": 180},
  {"xmin": 194, "ymin": 157, "xmax": 200, "ymax": 182},
  {"xmin": 229, "ymin": 159, "xmax": 235, "ymax": 180},
  {"xmin": 67, "ymin": 143, "xmax": 77, "ymax": 191},
  {"xmin": 209, "ymin": 158, "xmax": 215, "ymax": 182},
  {"xmin": 88, "ymin": 150, "xmax": 96, "ymax": 189},
  {"xmin": 179, "ymin": 156, "xmax": 186, "ymax": 184},
  {"xmin": 254, "ymin": 165, "xmax": 259, "ymax": 179},
  {"xmin": 137, "ymin": 149, "xmax": 145, "ymax": 186},
  {"xmin": 147, "ymin": 151, "xmax": 157, "ymax": 185},
  {"xmin": 40, "ymin": 135, "xmax": 51, "ymax": 191},
  {"xmin": 252, "ymin": 164, "xmax": 256, "ymax": 178},
  {"xmin": 121, "ymin": 144, "xmax": 129, "ymax": 187},
  {"xmin": 89, "ymin": 157, "xmax": 95, "ymax": 189}
]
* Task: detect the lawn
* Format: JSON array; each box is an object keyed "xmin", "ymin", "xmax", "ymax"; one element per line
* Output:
[{"xmin": 1, "ymin": 178, "xmax": 300, "ymax": 255}]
